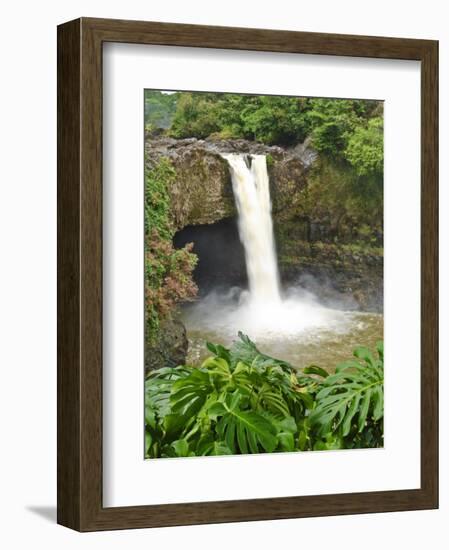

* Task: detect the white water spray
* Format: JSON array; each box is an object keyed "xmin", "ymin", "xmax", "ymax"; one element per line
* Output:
[
  {"xmin": 222, "ymin": 154, "xmax": 281, "ymax": 304},
  {"xmin": 182, "ymin": 153, "xmax": 365, "ymax": 352}
]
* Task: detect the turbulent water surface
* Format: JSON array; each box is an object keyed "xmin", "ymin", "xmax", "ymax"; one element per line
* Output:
[{"xmin": 182, "ymin": 288, "xmax": 383, "ymax": 371}]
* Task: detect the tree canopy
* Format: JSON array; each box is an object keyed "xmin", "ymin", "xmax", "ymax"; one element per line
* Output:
[
  {"xmin": 144, "ymin": 90, "xmax": 177, "ymax": 130},
  {"xmin": 145, "ymin": 90, "xmax": 383, "ymax": 180}
]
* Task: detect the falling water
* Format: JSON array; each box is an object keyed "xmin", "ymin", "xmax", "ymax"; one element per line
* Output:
[
  {"xmin": 222, "ymin": 154, "xmax": 281, "ymax": 304},
  {"xmin": 181, "ymin": 153, "xmax": 383, "ymax": 368}
]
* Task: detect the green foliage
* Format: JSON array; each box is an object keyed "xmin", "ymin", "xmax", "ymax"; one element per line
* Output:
[
  {"xmin": 169, "ymin": 92, "xmax": 310, "ymax": 145},
  {"xmin": 265, "ymin": 153, "xmax": 275, "ymax": 168},
  {"xmin": 240, "ymin": 95, "xmax": 310, "ymax": 145},
  {"xmin": 145, "ymin": 158, "xmax": 198, "ymax": 343},
  {"xmin": 304, "ymin": 99, "xmax": 383, "ymax": 183},
  {"xmin": 296, "ymin": 156, "xmax": 383, "ymax": 245},
  {"xmin": 145, "ymin": 332, "xmax": 312, "ymax": 458},
  {"xmin": 144, "ymin": 90, "xmax": 177, "ymax": 130},
  {"xmin": 209, "ymin": 394, "xmax": 278, "ymax": 454},
  {"xmin": 305, "ymin": 99, "xmax": 360, "ymax": 156},
  {"xmin": 345, "ymin": 117, "xmax": 383, "ymax": 176},
  {"xmin": 303, "ymin": 99, "xmax": 378, "ymax": 160},
  {"xmin": 144, "ymin": 157, "xmax": 174, "ymax": 240},
  {"xmin": 306, "ymin": 342, "xmax": 384, "ymax": 441},
  {"xmin": 164, "ymin": 92, "xmax": 383, "ymax": 177},
  {"xmin": 170, "ymin": 93, "xmax": 223, "ymax": 139},
  {"xmin": 145, "ymin": 333, "xmax": 384, "ymax": 458},
  {"xmin": 147, "ymin": 93, "xmax": 383, "ymax": 245}
]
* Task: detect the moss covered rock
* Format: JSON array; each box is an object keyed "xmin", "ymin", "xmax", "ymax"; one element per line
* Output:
[
  {"xmin": 144, "ymin": 136, "xmax": 312, "ymax": 230},
  {"xmin": 145, "ymin": 317, "xmax": 188, "ymax": 374},
  {"xmin": 145, "ymin": 136, "xmax": 383, "ymax": 313}
]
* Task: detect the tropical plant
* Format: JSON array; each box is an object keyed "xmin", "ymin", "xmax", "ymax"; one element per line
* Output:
[
  {"xmin": 305, "ymin": 341, "xmax": 384, "ymax": 448},
  {"xmin": 145, "ymin": 333, "xmax": 384, "ymax": 458},
  {"xmin": 145, "ymin": 332, "xmax": 314, "ymax": 458}
]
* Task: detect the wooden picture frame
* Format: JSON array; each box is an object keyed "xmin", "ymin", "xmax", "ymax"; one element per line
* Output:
[{"xmin": 57, "ymin": 17, "xmax": 438, "ymax": 531}]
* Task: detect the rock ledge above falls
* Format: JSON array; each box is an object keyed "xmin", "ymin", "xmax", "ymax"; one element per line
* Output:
[{"xmin": 145, "ymin": 136, "xmax": 317, "ymax": 230}]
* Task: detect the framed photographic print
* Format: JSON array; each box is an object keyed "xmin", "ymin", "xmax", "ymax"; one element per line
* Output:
[{"xmin": 57, "ymin": 17, "xmax": 438, "ymax": 531}]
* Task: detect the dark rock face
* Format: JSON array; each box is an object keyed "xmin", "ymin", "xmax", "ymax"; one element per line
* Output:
[
  {"xmin": 174, "ymin": 218, "xmax": 247, "ymax": 294},
  {"xmin": 278, "ymin": 241, "xmax": 383, "ymax": 312},
  {"xmin": 145, "ymin": 318, "xmax": 188, "ymax": 374},
  {"xmin": 146, "ymin": 139, "xmax": 234, "ymax": 229},
  {"xmin": 270, "ymin": 157, "xmax": 308, "ymax": 219}
]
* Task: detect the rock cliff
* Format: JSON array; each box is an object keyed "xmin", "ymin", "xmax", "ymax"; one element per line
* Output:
[{"xmin": 145, "ymin": 135, "xmax": 383, "ymax": 312}]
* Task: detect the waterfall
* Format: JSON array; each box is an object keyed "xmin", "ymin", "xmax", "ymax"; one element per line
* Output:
[
  {"xmin": 183, "ymin": 153, "xmax": 348, "ymax": 345},
  {"xmin": 222, "ymin": 153, "xmax": 281, "ymax": 304},
  {"xmin": 182, "ymin": 153, "xmax": 360, "ymax": 353}
]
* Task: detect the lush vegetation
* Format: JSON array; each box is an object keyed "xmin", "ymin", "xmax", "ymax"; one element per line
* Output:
[
  {"xmin": 296, "ymin": 156, "xmax": 383, "ymax": 245},
  {"xmin": 145, "ymin": 91, "xmax": 383, "ymax": 247},
  {"xmin": 145, "ymin": 91, "xmax": 383, "ymax": 180},
  {"xmin": 143, "ymin": 92, "xmax": 384, "ymax": 448},
  {"xmin": 144, "ymin": 157, "xmax": 198, "ymax": 344},
  {"xmin": 144, "ymin": 91, "xmax": 177, "ymax": 131},
  {"xmin": 145, "ymin": 333, "xmax": 383, "ymax": 458}
]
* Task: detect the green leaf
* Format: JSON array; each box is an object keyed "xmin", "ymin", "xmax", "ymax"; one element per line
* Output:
[
  {"xmin": 353, "ymin": 346, "xmax": 375, "ymax": 366},
  {"xmin": 335, "ymin": 360, "xmax": 360, "ymax": 373},
  {"xmin": 145, "ymin": 365, "xmax": 191, "ymax": 421},
  {"xmin": 170, "ymin": 369, "xmax": 212, "ymax": 418},
  {"xmin": 313, "ymin": 433, "xmax": 344, "ymax": 451},
  {"xmin": 216, "ymin": 396, "xmax": 278, "ymax": 454},
  {"xmin": 275, "ymin": 415, "xmax": 297, "ymax": 434},
  {"xmin": 144, "ymin": 337, "xmax": 384, "ymax": 456},
  {"xmin": 201, "ymin": 356, "xmax": 231, "ymax": 375},
  {"xmin": 145, "ymin": 431, "xmax": 152, "ymax": 456},
  {"xmin": 197, "ymin": 436, "xmax": 233, "ymax": 456},
  {"xmin": 277, "ymin": 431, "xmax": 295, "ymax": 452},
  {"xmin": 208, "ymin": 402, "xmax": 227, "ymax": 419},
  {"xmin": 298, "ymin": 426, "xmax": 310, "ymax": 451},
  {"xmin": 206, "ymin": 342, "xmax": 232, "ymax": 364},
  {"xmin": 372, "ymin": 386, "xmax": 384, "ymax": 421},
  {"xmin": 145, "ymin": 407, "xmax": 156, "ymax": 429},
  {"xmin": 230, "ymin": 332, "xmax": 292, "ymax": 370},
  {"xmin": 170, "ymin": 439, "xmax": 190, "ymax": 457},
  {"xmin": 376, "ymin": 341, "xmax": 384, "ymax": 362},
  {"xmin": 303, "ymin": 365, "xmax": 330, "ymax": 378},
  {"xmin": 257, "ymin": 386, "xmax": 291, "ymax": 417},
  {"xmin": 309, "ymin": 343, "xmax": 384, "ymax": 438},
  {"xmin": 342, "ymin": 393, "xmax": 361, "ymax": 436},
  {"xmin": 163, "ymin": 413, "xmax": 189, "ymax": 439},
  {"xmin": 296, "ymin": 391, "xmax": 314, "ymax": 410},
  {"xmin": 358, "ymin": 388, "xmax": 372, "ymax": 432}
]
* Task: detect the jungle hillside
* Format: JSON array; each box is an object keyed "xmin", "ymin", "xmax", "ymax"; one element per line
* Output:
[{"xmin": 144, "ymin": 90, "xmax": 384, "ymax": 458}]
